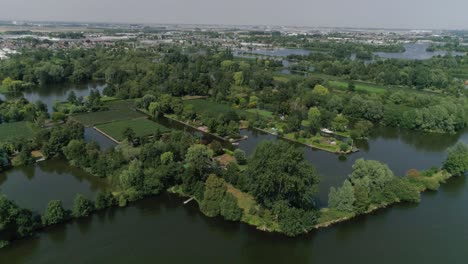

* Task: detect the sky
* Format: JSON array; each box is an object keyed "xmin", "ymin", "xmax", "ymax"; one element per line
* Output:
[{"xmin": 1, "ymin": 0, "xmax": 467, "ymax": 30}]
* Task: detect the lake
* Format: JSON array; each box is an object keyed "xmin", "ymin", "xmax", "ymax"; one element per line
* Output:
[
  {"xmin": 374, "ymin": 42, "xmax": 465, "ymax": 60},
  {"xmin": 0, "ymin": 159, "xmax": 108, "ymax": 213},
  {"xmin": 0, "ymin": 83, "xmax": 106, "ymax": 113}
]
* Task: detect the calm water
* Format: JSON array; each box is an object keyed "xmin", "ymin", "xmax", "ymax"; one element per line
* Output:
[
  {"xmin": 1, "ymin": 175, "xmax": 468, "ymax": 264},
  {"xmin": 84, "ymin": 127, "xmax": 117, "ymax": 151},
  {"xmin": 1, "ymin": 98, "xmax": 468, "ymax": 262},
  {"xmin": 233, "ymin": 48, "xmax": 311, "ymax": 58},
  {"xmin": 239, "ymin": 126, "xmax": 468, "ymax": 204},
  {"xmin": 0, "ymin": 83, "xmax": 106, "ymax": 113},
  {"xmin": 0, "ymin": 159, "xmax": 108, "ymax": 213},
  {"xmin": 374, "ymin": 43, "xmax": 465, "ymax": 60}
]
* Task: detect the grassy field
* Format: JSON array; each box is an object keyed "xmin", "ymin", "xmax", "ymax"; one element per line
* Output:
[
  {"xmin": 327, "ymin": 80, "xmax": 387, "ymax": 94},
  {"xmin": 0, "ymin": 121, "xmax": 35, "ymax": 143},
  {"xmin": 246, "ymin": 109, "xmax": 275, "ymax": 120},
  {"xmin": 226, "ymin": 184, "xmax": 280, "ymax": 231},
  {"xmin": 71, "ymin": 108, "xmax": 145, "ymax": 127},
  {"xmin": 95, "ymin": 118, "xmax": 170, "ymax": 141},
  {"xmin": 0, "ymin": 85, "xmax": 8, "ymax": 93},
  {"xmin": 104, "ymin": 99, "xmax": 137, "ymax": 110},
  {"xmin": 183, "ymin": 99, "xmax": 254, "ymax": 119}
]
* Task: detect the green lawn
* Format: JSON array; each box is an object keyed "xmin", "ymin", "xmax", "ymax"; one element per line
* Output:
[
  {"xmin": 95, "ymin": 118, "xmax": 170, "ymax": 141},
  {"xmin": 246, "ymin": 109, "xmax": 275, "ymax": 120},
  {"xmin": 0, "ymin": 85, "xmax": 8, "ymax": 93},
  {"xmin": 328, "ymin": 80, "xmax": 387, "ymax": 94},
  {"xmin": 0, "ymin": 121, "xmax": 35, "ymax": 143},
  {"xmin": 70, "ymin": 108, "xmax": 145, "ymax": 127},
  {"xmin": 104, "ymin": 99, "xmax": 136, "ymax": 110},
  {"xmin": 183, "ymin": 99, "xmax": 254, "ymax": 119}
]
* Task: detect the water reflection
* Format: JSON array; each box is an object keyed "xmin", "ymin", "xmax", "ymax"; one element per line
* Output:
[
  {"xmin": 374, "ymin": 43, "xmax": 465, "ymax": 60},
  {"xmin": 0, "ymin": 159, "xmax": 108, "ymax": 212},
  {"xmin": 0, "ymin": 83, "xmax": 106, "ymax": 113}
]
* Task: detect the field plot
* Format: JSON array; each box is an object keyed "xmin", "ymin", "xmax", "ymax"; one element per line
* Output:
[
  {"xmin": 104, "ymin": 99, "xmax": 137, "ymax": 110},
  {"xmin": 246, "ymin": 109, "xmax": 275, "ymax": 120},
  {"xmin": 327, "ymin": 80, "xmax": 387, "ymax": 94},
  {"xmin": 183, "ymin": 99, "xmax": 254, "ymax": 119},
  {"xmin": 70, "ymin": 108, "xmax": 145, "ymax": 127},
  {"xmin": 95, "ymin": 118, "xmax": 170, "ymax": 141},
  {"xmin": 0, "ymin": 121, "xmax": 35, "ymax": 143}
]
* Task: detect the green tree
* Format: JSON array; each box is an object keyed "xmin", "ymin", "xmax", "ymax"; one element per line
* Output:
[
  {"xmin": 351, "ymin": 120, "xmax": 373, "ymax": 139},
  {"xmin": 348, "ymin": 82, "xmax": 356, "ymax": 92},
  {"xmin": 210, "ymin": 141, "xmax": 224, "ymax": 156},
  {"xmin": 123, "ymin": 127, "xmax": 136, "ymax": 144},
  {"xmin": 331, "ymin": 114, "xmax": 349, "ymax": 132},
  {"xmin": 95, "ymin": 191, "xmax": 115, "ymax": 210},
  {"xmin": 200, "ymin": 175, "xmax": 226, "ymax": 217},
  {"xmin": 443, "ymin": 143, "xmax": 468, "ymax": 176},
  {"xmin": 119, "ymin": 160, "xmax": 144, "ymax": 190},
  {"xmin": 0, "ymin": 196, "xmax": 37, "ymax": 242},
  {"xmin": 273, "ymin": 200, "xmax": 318, "ymax": 236},
  {"xmin": 233, "ymin": 149, "xmax": 246, "ymax": 165},
  {"xmin": 220, "ymin": 193, "xmax": 243, "ymax": 221},
  {"xmin": 328, "ymin": 180, "xmax": 355, "ymax": 212},
  {"xmin": 67, "ymin": 91, "xmax": 77, "ymax": 105},
  {"xmin": 307, "ymin": 107, "xmax": 321, "ymax": 134},
  {"xmin": 185, "ymin": 144, "xmax": 213, "ymax": 180},
  {"xmin": 42, "ymin": 200, "xmax": 67, "ymax": 226},
  {"xmin": 233, "ymin": 71, "xmax": 244, "ymax": 86},
  {"xmin": 72, "ymin": 194, "xmax": 94, "ymax": 218},
  {"xmin": 246, "ymin": 141, "xmax": 319, "ymax": 209},
  {"xmin": 350, "ymin": 159, "xmax": 395, "ymax": 205},
  {"xmin": 160, "ymin": 151, "xmax": 174, "ymax": 165}
]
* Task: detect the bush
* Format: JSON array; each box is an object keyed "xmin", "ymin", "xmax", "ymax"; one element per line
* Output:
[
  {"xmin": 233, "ymin": 149, "xmax": 246, "ymax": 165},
  {"xmin": 42, "ymin": 200, "xmax": 67, "ymax": 226},
  {"xmin": 220, "ymin": 193, "xmax": 243, "ymax": 221},
  {"xmin": 72, "ymin": 194, "xmax": 94, "ymax": 218},
  {"xmin": 95, "ymin": 191, "xmax": 115, "ymax": 210},
  {"xmin": 339, "ymin": 143, "xmax": 349, "ymax": 152}
]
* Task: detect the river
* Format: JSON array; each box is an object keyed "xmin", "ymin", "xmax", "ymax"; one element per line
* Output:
[{"xmin": 1, "ymin": 87, "xmax": 468, "ymax": 262}]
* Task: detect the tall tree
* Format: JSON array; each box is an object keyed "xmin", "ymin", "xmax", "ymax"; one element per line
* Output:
[{"xmin": 245, "ymin": 141, "xmax": 319, "ymax": 209}]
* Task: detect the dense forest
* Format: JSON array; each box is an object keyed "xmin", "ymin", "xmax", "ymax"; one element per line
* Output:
[{"xmin": 1, "ymin": 46, "xmax": 467, "ymax": 134}]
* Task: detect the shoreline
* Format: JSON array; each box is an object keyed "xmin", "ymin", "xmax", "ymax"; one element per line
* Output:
[{"xmin": 250, "ymin": 127, "xmax": 355, "ymax": 155}]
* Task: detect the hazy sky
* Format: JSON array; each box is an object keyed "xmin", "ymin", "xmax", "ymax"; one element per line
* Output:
[{"xmin": 1, "ymin": 0, "xmax": 467, "ymax": 29}]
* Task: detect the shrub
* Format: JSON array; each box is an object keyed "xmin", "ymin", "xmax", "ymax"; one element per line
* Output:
[{"xmin": 233, "ymin": 149, "xmax": 246, "ymax": 165}]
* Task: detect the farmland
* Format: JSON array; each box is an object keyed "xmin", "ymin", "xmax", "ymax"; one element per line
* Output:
[
  {"xmin": 183, "ymin": 99, "xmax": 252, "ymax": 119},
  {"xmin": 0, "ymin": 121, "xmax": 35, "ymax": 143},
  {"xmin": 95, "ymin": 118, "xmax": 170, "ymax": 141},
  {"xmin": 70, "ymin": 108, "xmax": 145, "ymax": 127},
  {"xmin": 327, "ymin": 80, "xmax": 387, "ymax": 94}
]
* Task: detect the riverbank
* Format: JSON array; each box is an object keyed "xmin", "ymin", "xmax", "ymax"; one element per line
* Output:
[
  {"xmin": 252, "ymin": 127, "xmax": 354, "ymax": 155},
  {"xmin": 316, "ymin": 169, "xmax": 454, "ymax": 229},
  {"xmin": 168, "ymin": 168, "xmax": 456, "ymax": 235}
]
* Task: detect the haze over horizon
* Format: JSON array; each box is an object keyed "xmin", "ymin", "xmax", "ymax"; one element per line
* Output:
[{"xmin": 1, "ymin": 0, "xmax": 468, "ymax": 30}]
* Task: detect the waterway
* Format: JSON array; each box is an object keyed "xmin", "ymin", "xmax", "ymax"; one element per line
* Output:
[{"xmin": 84, "ymin": 127, "xmax": 117, "ymax": 151}]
